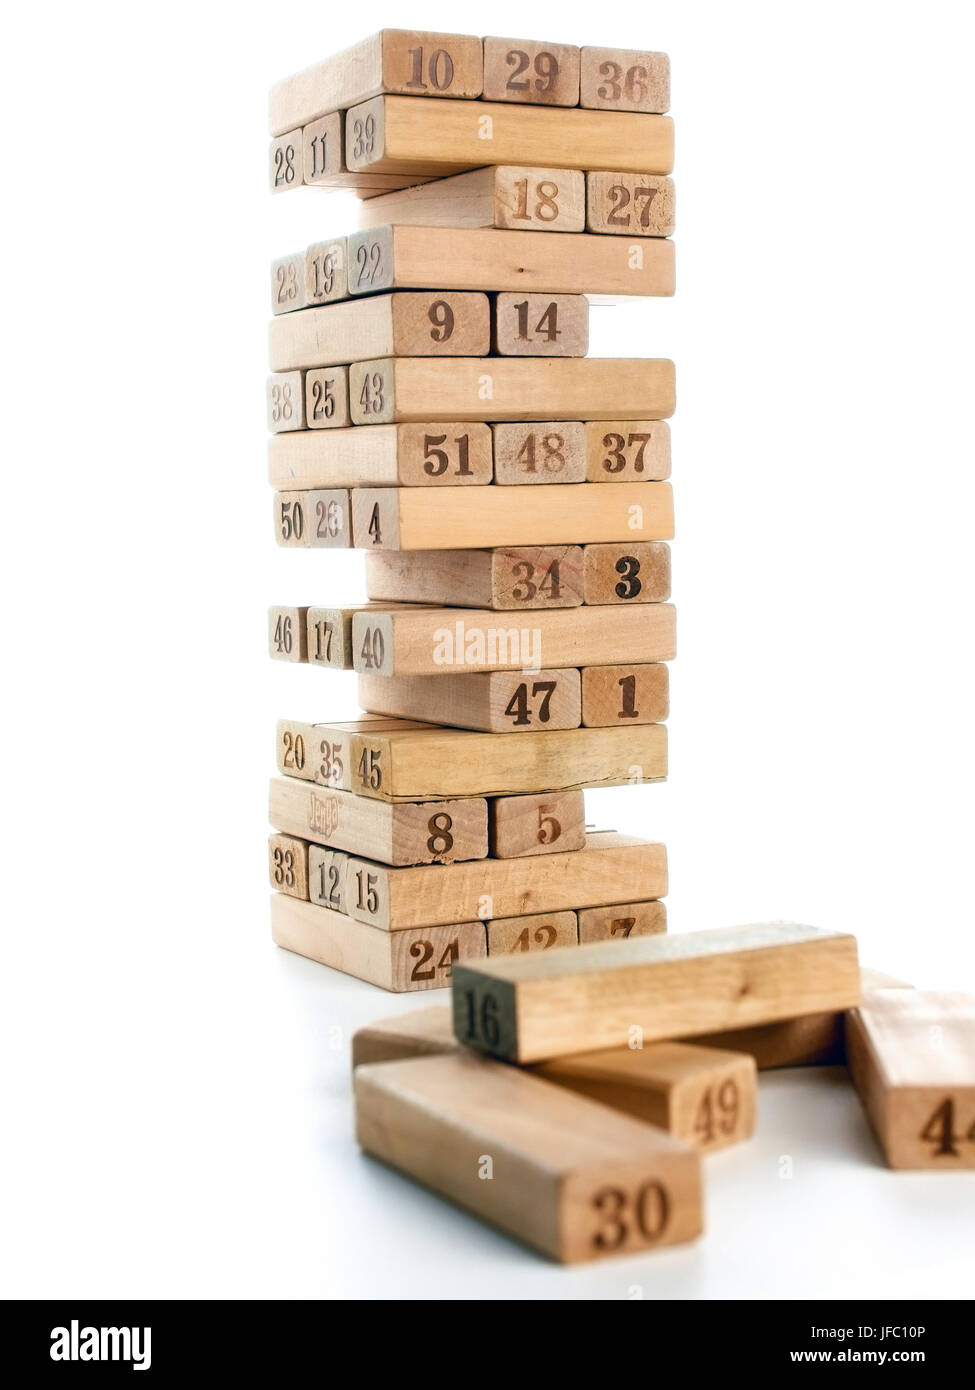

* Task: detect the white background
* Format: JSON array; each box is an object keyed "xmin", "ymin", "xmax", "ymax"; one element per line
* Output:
[{"xmin": 2, "ymin": 0, "xmax": 974, "ymax": 1299}]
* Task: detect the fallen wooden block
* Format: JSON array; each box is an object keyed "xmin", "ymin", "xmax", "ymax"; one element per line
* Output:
[
  {"xmin": 453, "ymin": 923, "xmax": 861, "ymax": 1063},
  {"xmin": 577, "ymin": 900, "xmax": 668, "ymax": 942},
  {"xmin": 538, "ymin": 1043, "xmax": 757, "ymax": 1153},
  {"xmin": 269, "ymin": 31, "xmax": 484, "ymax": 135},
  {"xmin": 271, "ymin": 253, "xmax": 308, "ymax": 315},
  {"xmin": 358, "ymin": 668, "xmax": 582, "ymax": 732},
  {"xmin": 345, "ymin": 96, "xmax": 674, "ymax": 178},
  {"xmin": 491, "ymin": 423, "xmax": 584, "ymax": 484},
  {"xmin": 268, "ymin": 291, "xmax": 491, "ymax": 372},
  {"xmin": 579, "ymin": 46, "xmax": 670, "ymax": 113},
  {"xmin": 587, "ymin": 172, "xmax": 675, "ymax": 237},
  {"xmin": 268, "ymin": 833, "xmax": 309, "ymax": 900},
  {"xmin": 357, "ymin": 165, "xmax": 586, "ymax": 233},
  {"xmin": 352, "ymin": 1004, "xmax": 459, "ymax": 1067},
  {"xmin": 276, "ymin": 715, "xmax": 440, "ymax": 790},
  {"xmin": 272, "ymin": 893, "xmax": 486, "ymax": 993},
  {"xmin": 846, "ymin": 990, "xmax": 975, "ymax": 1169},
  {"xmin": 351, "ymin": 602, "xmax": 676, "ymax": 675},
  {"xmin": 583, "ymin": 541, "xmax": 671, "ymax": 605},
  {"xmin": 488, "ymin": 789, "xmax": 586, "ymax": 858},
  {"xmin": 273, "ymin": 490, "xmax": 351, "ymax": 548},
  {"xmin": 355, "ymin": 1052, "xmax": 702, "ymax": 1262},
  {"xmin": 585, "ymin": 420, "xmax": 671, "ymax": 481},
  {"xmin": 268, "ymin": 605, "xmax": 309, "ymax": 663},
  {"xmin": 343, "ymin": 831, "xmax": 666, "ymax": 928},
  {"xmin": 268, "ymin": 777, "xmax": 488, "ymax": 866},
  {"xmin": 492, "ymin": 293, "xmax": 588, "ymax": 357},
  {"xmin": 344, "ymin": 225, "xmax": 674, "ymax": 297},
  {"xmin": 581, "ymin": 662, "xmax": 671, "ymax": 726},
  {"xmin": 340, "ymin": 721, "xmax": 667, "ymax": 801},
  {"xmin": 266, "ymin": 372, "xmax": 303, "ymax": 433},
  {"xmin": 482, "ymin": 36, "xmax": 580, "ymax": 106},
  {"xmin": 365, "ymin": 547, "xmax": 584, "ymax": 609},
  {"xmin": 486, "ymin": 910, "xmax": 579, "ymax": 955},
  {"xmin": 269, "ymin": 130, "xmax": 302, "ymax": 192},
  {"xmin": 269, "ymin": 424, "xmax": 493, "ymax": 491}
]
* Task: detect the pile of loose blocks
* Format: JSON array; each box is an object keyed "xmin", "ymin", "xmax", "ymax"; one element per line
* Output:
[{"xmin": 267, "ymin": 30, "xmax": 974, "ymax": 1264}]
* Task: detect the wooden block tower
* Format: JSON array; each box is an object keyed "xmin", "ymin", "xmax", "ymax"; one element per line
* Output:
[{"xmin": 267, "ymin": 30, "xmax": 676, "ymax": 992}]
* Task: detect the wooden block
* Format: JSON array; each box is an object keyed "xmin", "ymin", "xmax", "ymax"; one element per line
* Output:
[
  {"xmin": 345, "ymin": 96, "xmax": 673, "ymax": 178},
  {"xmin": 454, "ymin": 923, "xmax": 861, "ymax": 1063},
  {"xmin": 488, "ymin": 789, "xmax": 586, "ymax": 859},
  {"xmin": 303, "ymin": 367, "xmax": 351, "ymax": 429},
  {"xmin": 355, "ymin": 1052, "xmax": 702, "ymax": 1262},
  {"xmin": 301, "ymin": 112, "xmax": 343, "ymax": 185},
  {"xmin": 343, "ymin": 832, "xmax": 666, "ymax": 929},
  {"xmin": 583, "ymin": 542, "xmax": 672, "ymax": 605},
  {"xmin": 490, "ymin": 423, "xmax": 585, "ymax": 485},
  {"xmin": 492, "ymin": 294, "xmax": 588, "ymax": 358},
  {"xmin": 487, "ymin": 911, "xmax": 578, "ymax": 955},
  {"xmin": 305, "ymin": 239, "xmax": 349, "ymax": 307},
  {"xmin": 269, "ymin": 424, "xmax": 492, "ymax": 491},
  {"xmin": 357, "ymin": 166, "xmax": 586, "ymax": 233},
  {"xmin": 585, "ymin": 420, "xmax": 671, "ymax": 482},
  {"xmin": 266, "ymin": 373, "xmax": 303, "ymax": 433},
  {"xmin": 276, "ymin": 716, "xmax": 439, "ymax": 790},
  {"xmin": 308, "ymin": 845, "xmax": 351, "ymax": 913},
  {"xmin": 538, "ymin": 1044, "xmax": 756, "ymax": 1154},
  {"xmin": 268, "ymin": 833, "xmax": 309, "ymax": 900},
  {"xmin": 271, "ymin": 253, "xmax": 308, "ymax": 315},
  {"xmin": 269, "ymin": 776, "xmax": 487, "ymax": 866},
  {"xmin": 352, "ymin": 1005, "xmax": 459, "ymax": 1067},
  {"xmin": 587, "ymin": 173, "xmax": 675, "ymax": 237},
  {"xmin": 272, "ymin": 894, "xmax": 486, "ymax": 993},
  {"xmin": 579, "ymin": 47, "xmax": 670, "ymax": 114},
  {"xmin": 846, "ymin": 990, "xmax": 975, "ymax": 1169},
  {"xmin": 269, "ymin": 31, "xmax": 484, "ymax": 135},
  {"xmin": 482, "ymin": 37, "xmax": 580, "ymax": 107},
  {"xmin": 577, "ymin": 900, "xmax": 668, "ymax": 942},
  {"xmin": 269, "ymin": 130, "xmax": 302, "ymax": 192},
  {"xmin": 272, "ymin": 490, "xmax": 351, "ymax": 549},
  {"xmin": 268, "ymin": 605, "xmax": 308, "ymax": 663},
  {"xmin": 306, "ymin": 603, "xmax": 410, "ymax": 670},
  {"xmin": 358, "ymin": 668, "xmax": 581, "ymax": 733},
  {"xmin": 581, "ymin": 663, "xmax": 671, "ymax": 727},
  {"xmin": 351, "ymin": 603, "xmax": 676, "ymax": 676},
  {"xmin": 342, "ymin": 224, "xmax": 674, "ymax": 298},
  {"xmin": 365, "ymin": 547, "xmax": 584, "ymax": 609}
]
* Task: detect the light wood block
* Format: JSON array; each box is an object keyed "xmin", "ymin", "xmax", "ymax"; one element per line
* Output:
[
  {"xmin": 268, "ymin": 605, "xmax": 308, "ymax": 663},
  {"xmin": 488, "ymin": 789, "xmax": 586, "ymax": 859},
  {"xmin": 269, "ymin": 424, "xmax": 493, "ymax": 491},
  {"xmin": 268, "ymin": 834, "xmax": 309, "ymax": 901},
  {"xmin": 583, "ymin": 541, "xmax": 671, "ymax": 605},
  {"xmin": 343, "ymin": 224, "xmax": 674, "ymax": 297},
  {"xmin": 304, "ymin": 367, "xmax": 351, "ymax": 429},
  {"xmin": 272, "ymin": 894, "xmax": 486, "ymax": 993},
  {"xmin": 491, "ymin": 423, "xmax": 585, "ymax": 484},
  {"xmin": 492, "ymin": 293, "xmax": 588, "ymax": 357},
  {"xmin": 350, "ymin": 602, "xmax": 676, "ymax": 675},
  {"xmin": 301, "ymin": 112, "xmax": 343, "ymax": 186},
  {"xmin": 343, "ymin": 832, "xmax": 666, "ymax": 929},
  {"xmin": 308, "ymin": 845, "xmax": 350, "ymax": 914},
  {"xmin": 276, "ymin": 716, "xmax": 439, "ymax": 790},
  {"xmin": 538, "ymin": 1043, "xmax": 756, "ymax": 1154},
  {"xmin": 453, "ymin": 923, "xmax": 861, "ymax": 1063},
  {"xmin": 305, "ymin": 239, "xmax": 349, "ymax": 307},
  {"xmin": 579, "ymin": 47, "xmax": 670, "ymax": 113},
  {"xmin": 358, "ymin": 166, "xmax": 585, "ymax": 232},
  {"xmin": 846, "ymin": 990, "xmax": 975, "ymax": 1169},
  {"xmin": 271, "ymin": 253, "xmax": 308, "ymax": 315},
  {"xmin": 483, "ymin": 37, "xmax": 580, "ymax": 107},
  {"xmin": 577, "ymin": 900, "xmax": 668, "ymax": 942},
  {"xmin": 269, "ymin": 31, "xmax": 484, "ymax": 135},
  {"xmin": 344, "ymin": 96, "xmax": 674, "ymax": 178},
  {"xmin": 352, "ymin": 1005, "xmax": 459, "ymax": 1067},
  {"xmin": 365, "ymin": 547, "xmax": 584, "ymax": 609},
  {"xmin": 268, "ymin": 776, "xmax": 487, "ymax": 866},
  {"xmin": 306, "ymin": 603, "xmax": 423, "ymax": 670},
  {"xmin": 273, "ymin": 490, "xmax": 351, "ymax": 548},
  {"xmin": 267, "ymin": 373, "xmax": 303, "ymax": 433},
  {"xmin": 587, "ymin": 172, "xmax": 675, "ymax": 237},
  {"xmin": 487, "ymin": 911, "xmax": 578, "ymax": 955},
  {"xmin": 586, "ymin": 420, "xmax": 671, "ymax": 481},
  {"xmin": 581, "ymin": 663, "xmax": 671, "ymax": 726},
  {"xmin": 268, "ymin": 291, "xmax": 490, "ymax": 372},
  {"xmin": 358, "ymin": 668, "xmax": 581, "ymax": 733},
  {"xmin": 355, "ymin": 1052, "xmax": 702, "ymax": 1262},
  {"xmin": 270, "ymin": 130, "xmax": 302, "ymax": 192}
]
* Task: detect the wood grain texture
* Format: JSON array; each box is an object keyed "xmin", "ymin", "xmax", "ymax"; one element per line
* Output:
[
  {"xmin": 537, "ymin": 1043, "xmax": 756, "ymax": 1153},
  {"xmin": 305, "ymin": 239, "xmax": 349, "ymax": 306},
  {"xmin": 268, "ymin": 605, "xmax": 308, "ymax": 663},
  {"xmin": 273, "ymin": 490, "xmax": 351, "ymax": 548},
  {"xmin": 452, "ymin": 923, "xmax": 861, "ymax": 1063},
  {"xmin": 846, "ymin": 990, "xmax": 975, "ymax": 1169},
  {"xmin": 352, "ymin": 1005, "xmax": 459, "ymax": 1067},
  {"xmin": 308, "ymin": 845, "xmax": 351, "ymax": 914},
  {"xmin": 585, "ymin": 420, "xmax": 671, "ymax": 481},
  {"xmin": 587, "ymin": 173, "xmax": 675, "ymax": 237},
  {"xmin": 355, "ymin": 1052, "xmax": 702, "ymax": 1262},
  {"xmin": 486, "ymin": 911, "xmax": 579, "ymax": 955},
  {"xmin": 579, "ymin": 47, "xmax": 670, "ymax": 113},
  {"xmin": 276, "ymin": 715, "xmax": 440, "ymax": 790},
  {"xmin": 343, "ymin": 224, "xmax": 675, "ymax": 297},
  {"xmin": 489, "ymin": 789, "xmax": 586, "ymax": 858},
  {"xmin": 268, "ymin": 291, "xmax": 490, "ymax": 371},
  {"xmin": 268, "ymin": 777, "xmax": 488, "ymax": 866},
  {"xmin": 351, "ymin": 602, "xmax": 676, "ymax": 675},
  {"xmin": 577, "ymin": 900, "xmax": 668, "ymax": 942},
  {"xmin": 345, "ymin": 95, "xmax": 674, "ymax": 178},
  {"xmin": 342, "ymin": 831, "xmax": 666, "ymax": 928},
  {"xmin": 583, "ymin": 541, "xmax": 671, "ymax": 605},
  {"xmin": 581, "ymin": 663, "xmax": 671, "ymax": 727},
  {"xmin": 268, "ymin": 834, "xmax": 309, "ymax": 900},
  {"xmin": 482, "ymin": 37, "xmax": 580, "ymax": 106},
  {"xmin": 365, "ymin": 546, "xmax": 584, "ymax": 609},
  {"xmin": 306, "ymin": 603, "xmax": 427, "ymax": 670},
  {"xmin": 269, "ymin": 424, "xmax": 493, "ymax": 490},
  {"xmin": 358, "ymin": 668, "xmax": 582, "ymax": 733},
  {"xmin": 271, "ymin": 253, "xmax": 308, "ymax": 315},
  {"xmin": 491, "ymin": 423, "xmax": 585, "ymax": 484},
  {"xmin": 492, "ymin": 293, "xmax": 588, "ymax": 357},
  {"xmin": 272, "ymin": 893, "xmax": 486, "ymax": 993},
  {"xmin": 357, "ymin": 166, "xmax": 585, "ymax": 232}
]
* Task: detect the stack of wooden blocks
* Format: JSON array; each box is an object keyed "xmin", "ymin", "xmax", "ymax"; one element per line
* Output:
[{"xmin": 267, "ymin": 30, "xmax": 974, "ymax": 1264}]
